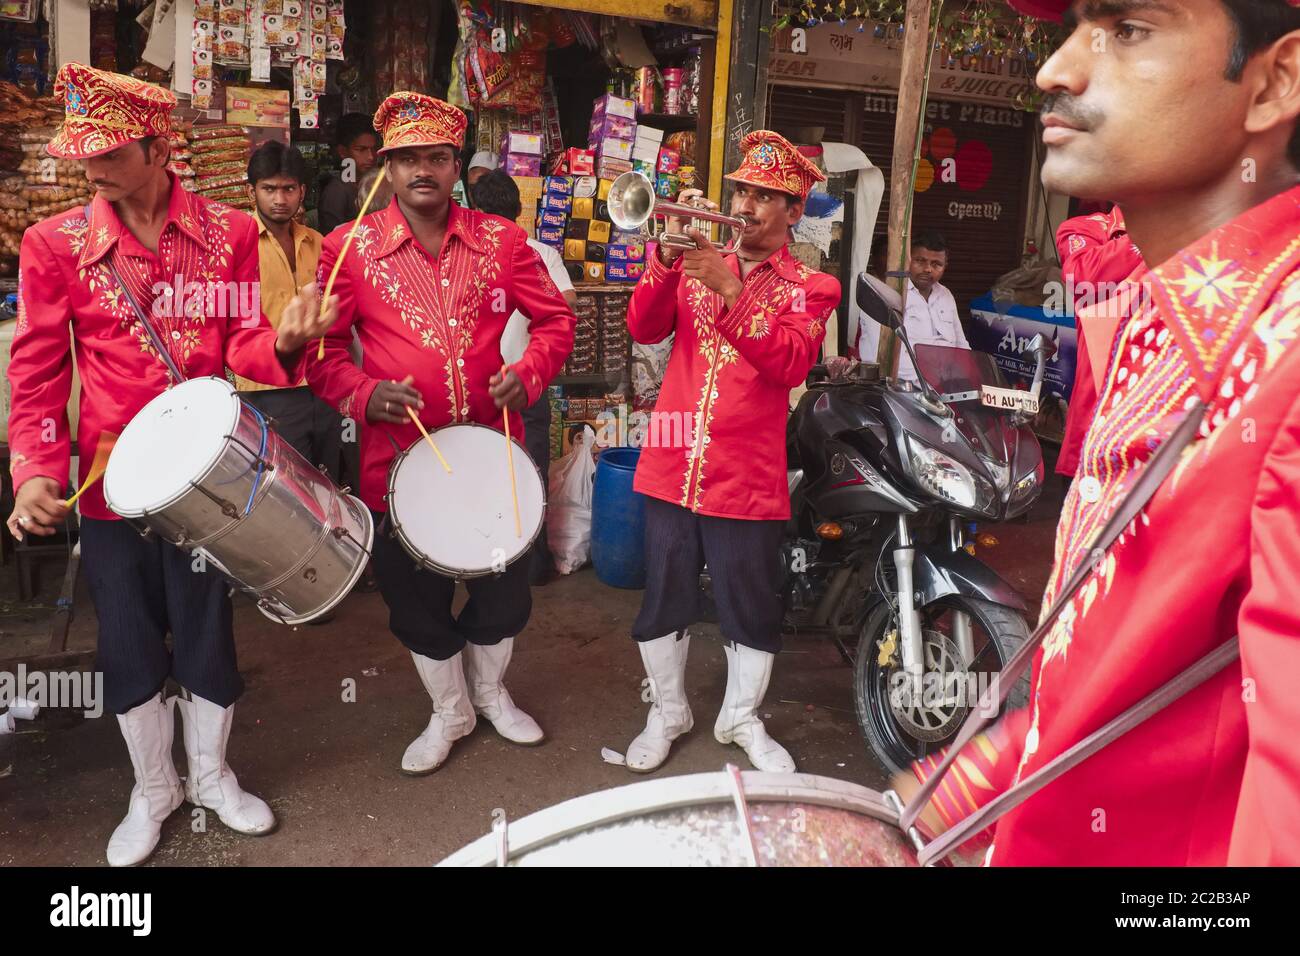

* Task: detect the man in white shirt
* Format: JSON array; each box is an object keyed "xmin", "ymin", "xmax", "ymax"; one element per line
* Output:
[
  {"xmin": 471, "ymin": 170, "xmax": 577, "ymax": 583},
  {"xmin": 855, "ymin": 230, "xmax": 970, "ymax": 382}
]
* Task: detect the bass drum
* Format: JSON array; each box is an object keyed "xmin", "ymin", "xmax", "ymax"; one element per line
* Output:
[{"xmin": 438, "ymin": 769, "xmax": 920, "ymax": 867}]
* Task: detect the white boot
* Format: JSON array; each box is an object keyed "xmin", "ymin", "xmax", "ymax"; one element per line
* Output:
[
  {"xmin": 176, "ymin": 692, "xmax": 276, "ymax": 836},
  {"xmin": 626, "ymin": 632, "xmax": 693, "ymax": 773},
  {"xmin": 403, "ymin": 651, "xmax": 477, "ymax": 774},
  {"xmin": 714, "ymin": 643, "xmax": 796, "ymax": 773},
  {"xmin": 463, "ymin": 638, "xmax": 544, "ymax": 745},
  {"xmin": 107, "ymin": 693, "xmax": 184, "ymax": 867}
]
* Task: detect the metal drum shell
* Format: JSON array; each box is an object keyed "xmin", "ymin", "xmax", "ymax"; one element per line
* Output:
[
  {"xmin": 438, "ymin": 771, "xmax": 920, "ymax": 867},
  {"xmin": 105, "ymin": 379, "xmax": 373, "ymax": 625}
]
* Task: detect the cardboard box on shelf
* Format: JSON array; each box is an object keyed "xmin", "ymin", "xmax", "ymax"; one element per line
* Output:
[
  {"xmin": 585, "ymin": 242, "xmax": 607, "ymax": 263},
  {"xmin": 543, "ymin": 176, "xmax": 573, "ymax": 195},
  {"xmin": 597, "ymin": 178, "xmax": 615, "ymax": 201},
  {"xmin": 564, "ymin": 148, "xmax": 595, "ymax": 176},
  {"xmin": 502, "ymin": 131, "xmax": 543, "ymax": 155},
  {"xmin": 571, "ymin": 197, "xmax": 595, "ymax": 220},
  {"xmin": 537, "ymin": 225, "xmax": 565, "ymax": 244},
  {"xmin": 587, "ymin": 219, "xmax": 611, "ymax": 243},
  {"xmin": 564, "ymin": 218, "xmax": 590, "ymax": 240},
  {"xmin": 583, "ymin": 262, "xmax": 606, "ymax": 283},
  {"xmin": 572, "ymin": 176, "xmax": 599, "ymax": 198},
  {"xmin": 592, "ymin": 93, "xmax": 636, "ymax": 120},
  {"xmin": 606, "ymin": 241, "xmax": 646, "ymax": 263},
  {"xmin": 589, "ymin": 113, "xmax": 637, "ymax": 143},
  {"xmin": 631, "ymin": 140, "xmax": 660, "ymax": 163},
  {"xmin": 605, "ymin": 260, "xmax": 645, "ymax": 282},
  {"xmin": 503, "ymin": 154, "xmax": 542, "ymax": 177},
  {"xmin": 596, "ymin": 158, "xmax": 633, "ymax": 181},
  {"xmin": 593, "ymin": 136, "xmax": 633, "ymax": 162},
  {"xmin": 539, "ymin": 209, "xmax": 568, "ymax": 229},
  {"xmin": 564, "ymin": 238, "xmax": 587, "ymax": 261},
  {"xmin": 541, "ymin": 192, "xmax": 572, "ymax": 213}
]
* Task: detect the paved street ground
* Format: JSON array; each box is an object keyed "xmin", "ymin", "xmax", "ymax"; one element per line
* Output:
[{"xmin": 0, "ymin": 473, "xmax": 1065, "ymax": 866}]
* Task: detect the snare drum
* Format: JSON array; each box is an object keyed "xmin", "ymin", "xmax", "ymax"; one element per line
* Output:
[
  {"xmin": 103, "ymin": 377, "xmax": 373, "ymax": 625},
  {"xmin": 386, "ymin": 422, "xmax": 546, "ymax": 580},
  {"xmin": 438, "ymin": 769, "xmax": 920, "ymax": 867}
]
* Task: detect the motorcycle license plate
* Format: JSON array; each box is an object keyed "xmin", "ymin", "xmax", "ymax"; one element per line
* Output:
[{"xmin": 980, "ymin": 386, "xmax": 1040, "ymax": 414}]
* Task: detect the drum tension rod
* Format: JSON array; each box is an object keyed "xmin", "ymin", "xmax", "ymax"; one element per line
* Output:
[
  {"xmin": 188, "ymin": 480, "xmax": 241, "ymax": 520},
  {"xmin": 332, "ymin": 525, "xmax": 373, "ymax": 557},
  {"xmin": 724, "ymin": 764, "xmax": 762, "ymax": 867},
  {"xmin": 225, "ymin": 433, "xmax": 276, "ymax": 473},
  {"xmin": 493, "ymin": 813, "xmax": 511, "ymax": 867},
  {"xmin": 883, "ymin": 789, "xmax": 932, "ymax": 862}
]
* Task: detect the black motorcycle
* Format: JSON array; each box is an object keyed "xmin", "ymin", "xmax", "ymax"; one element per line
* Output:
[{"xmin": 781, "ymin": 274, "xmax": 1056, "ymax": 772}]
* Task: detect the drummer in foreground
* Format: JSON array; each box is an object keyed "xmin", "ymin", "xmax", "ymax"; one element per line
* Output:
[
  {"xmin": 307, "ymin": 92, "xmax": 575, "ymax": 775},
  {"xmin": 5, "ymin": 64, "xmax": 336, "ymax": 866}
]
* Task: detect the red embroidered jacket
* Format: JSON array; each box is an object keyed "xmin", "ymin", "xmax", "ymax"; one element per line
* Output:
[
  {"xmin": 626, "ymin": 246, "xmax": 839, "ymax": 521},
  {"xmin": 7, "ymin": 176, "xmax": 300, "ymax": 521},
  {"xmin": 913, "ymin": 186, "xmax": 1300, "ymax": 865},
  {"xmin": 308, "ymin": 200, "xmax": 576, "ymax": 511},
  {"xmin": 1055, "ymin": 208, "xmax": 1143, "ymax": 476}
]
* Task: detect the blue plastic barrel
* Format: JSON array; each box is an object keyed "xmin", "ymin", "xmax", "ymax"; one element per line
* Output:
[{"xmin": 591, "ymin": 447, "xmax": 646, "ymax": 589}]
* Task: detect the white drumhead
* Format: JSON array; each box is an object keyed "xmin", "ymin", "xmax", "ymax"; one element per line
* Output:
[
  {"xmin": 390, "ymin": 424, "xmax": 545, "ymax": 576},
  {"xmin": 104, "ymin": 377, "xmax": 242, "ymax": 517}
]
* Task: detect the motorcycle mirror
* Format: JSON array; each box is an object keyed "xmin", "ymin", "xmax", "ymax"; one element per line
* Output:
[
  {"xmin": 1027, "ymin": 332, "xmax": 1059, "ymax": 361},
  {"xmin": 856, "ymin": 273, "xmax": 902, "ymax": 330}
]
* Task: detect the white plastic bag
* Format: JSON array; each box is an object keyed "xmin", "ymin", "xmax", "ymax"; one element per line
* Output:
[{"xmin": 547, "ymin": 425, "xmax": 597, "ymax": 574}]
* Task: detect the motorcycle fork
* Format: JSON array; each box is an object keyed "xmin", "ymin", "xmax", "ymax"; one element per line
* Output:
[
  {"xmin": 893, "ymin": 515, "xmax": 925, "ymax": 694},
  {"xmin": 949, "ymin": 516, "xmax": 976, "ymax": 665}
]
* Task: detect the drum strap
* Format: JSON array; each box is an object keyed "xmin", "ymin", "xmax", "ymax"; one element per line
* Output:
[
  {"xmin": 86, "ymin": 205, "xmax": 186, "ymax": 384},
  {"xmin": 900, "ymin": 398, "xmax": 1242, "ymax": 864}
]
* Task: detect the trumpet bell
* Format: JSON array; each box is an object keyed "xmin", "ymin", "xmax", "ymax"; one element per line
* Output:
[
  {"xmin": 606, "ymin": 171, "xmax": 748, "ymax": 254},
  {"xmin": 608, "ymin": 172, "xmax": 655, "ymax": 232}
]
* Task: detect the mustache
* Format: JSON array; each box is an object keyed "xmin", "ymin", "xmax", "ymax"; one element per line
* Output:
[
  {"xmin": 1041, "ymin": 93, "xmax": 1103, "ymax": 132},
  {"xmin": 408, "ymin": 179, "xmax": 439, "ymax": 189}
]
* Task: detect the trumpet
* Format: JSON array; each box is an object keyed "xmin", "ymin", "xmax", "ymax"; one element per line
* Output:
[{"xmin": 607, "ymin": 172, "xmax": 748, "ymax": 254}]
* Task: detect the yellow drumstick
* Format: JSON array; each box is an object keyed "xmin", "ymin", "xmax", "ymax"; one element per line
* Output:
[
  {"xmin": 62, "ymin": 431, "xmax": 118, "ymax": 508},
  {"xmin": 403, "ymin": 404, "xmax": 452, "ymax": 474},
  {"xmin": 316, "ymin": 170, "xmax": 389, "ymax": 360},
  {"xmin": 500, "ymin": 365, "xmax": 522, "ymax": 538}
]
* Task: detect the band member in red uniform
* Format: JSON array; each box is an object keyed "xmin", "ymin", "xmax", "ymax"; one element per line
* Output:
[
  {"xmin": 5, "ymin": 64, "xmax": 335, "ymax": 866},
  {"xmin": 1054, "ymin": 207, "xmax": 1142, "ymax": 477},
  {"xmin": 621, "ymin": 131, "xmax": 840, "ymax": 773},
  {"xmin": 308, "ymin": 92, "xmax": 575, "ymax": 775},
  {"xmin": 899, "ymin": 0, "xmax": 1300, "ymax": 865}
]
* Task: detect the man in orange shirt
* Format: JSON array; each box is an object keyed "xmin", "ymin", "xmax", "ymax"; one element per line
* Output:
[{"xmin": 238, "ymin": 141, "xmax": 346, "ymax": 481}]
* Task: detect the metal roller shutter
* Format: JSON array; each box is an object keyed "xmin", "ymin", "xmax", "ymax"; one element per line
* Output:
[
  {"xmin": 768, "ymin": 84, "xmax": 1035, "ymax": 309},
  {"xmin": 857, "ymin": 91, "xmax": 1034, "ymax": 307}
]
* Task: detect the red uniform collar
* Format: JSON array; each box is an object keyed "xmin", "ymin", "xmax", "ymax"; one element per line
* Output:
[
  {"xmin": 373, "ymin": 198, "xmax": 486, "ymax": 259},
  {"xmin": 78, "ymin": 171, "xmax": 209, "ymax": 268},
  {"xmin": 732, "ymin": 244, "xmax": 804, "ymax": 282},
  {"xmin": 1142, "ymin": 184, "xmax": 1300, "ymax": 403}
]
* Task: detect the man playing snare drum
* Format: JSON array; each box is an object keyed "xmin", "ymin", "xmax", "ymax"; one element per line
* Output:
[
  {"xmin": 5, "ymin": 64, "xmax": 336, "ymax": 866},
  {"xmin": 308, "ymin": 92, "xmax": 575, "ymax": 775}
]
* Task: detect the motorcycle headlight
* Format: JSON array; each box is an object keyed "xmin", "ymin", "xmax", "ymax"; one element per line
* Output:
[
  {"xmin": 1012, "ymin": 460, "xmax": 1045, "ymax": 502},
  {"xmin": 905, "ymin": 437, "xmax": 997, "ymax": 514}
]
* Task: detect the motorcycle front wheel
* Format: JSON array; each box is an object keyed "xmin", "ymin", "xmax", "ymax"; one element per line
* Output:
[{"xmin": 853, "ymin": 596, "xmax": 1031, "ymax": 775}]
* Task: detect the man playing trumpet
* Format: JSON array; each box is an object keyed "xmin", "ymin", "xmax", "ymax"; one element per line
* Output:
[{"xmin": 621, "ymin": 131, "xmax": 840, "ymax": 773}]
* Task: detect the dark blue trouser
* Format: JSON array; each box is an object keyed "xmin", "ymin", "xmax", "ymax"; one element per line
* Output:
[
  {"xmin": 370, "ymin": 511, "xmax": 533, "ymax": 661},
  {"xmin": 81, "ymin": 517, "xmax": 239, "ymax": 715},
  {"xmin": 631, "ymin": 497, "xmax": 785, "ymax": 654}
]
